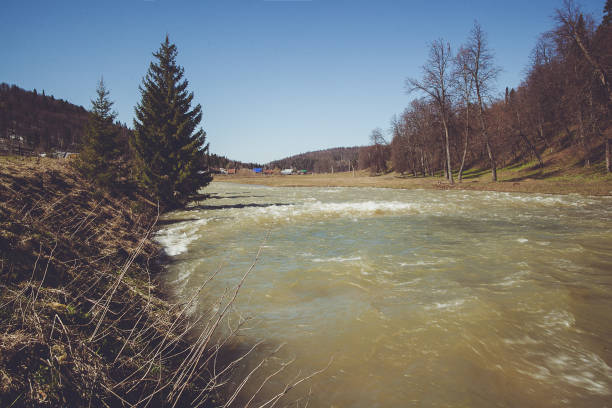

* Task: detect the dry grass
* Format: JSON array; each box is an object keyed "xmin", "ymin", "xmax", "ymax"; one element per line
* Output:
[
  {"xmin": 0, "ymin": 157, "xmax": 323, "ymax": 407},
  {"xmin": 215, "ymin": 166, "xmax": 612, "ymax": 196}
]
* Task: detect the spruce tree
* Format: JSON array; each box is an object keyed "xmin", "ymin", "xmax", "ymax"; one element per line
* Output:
[
  {"xmin": 131, "ymin": 36, "xmax": 211, "ymax": 207},
  {"xmin": 76, "ymin": 78, "xmax": 122, "ymax": 189},
  {"xmin": 604, "ymin": 0, "xmax": 612, "ymax": 26}
]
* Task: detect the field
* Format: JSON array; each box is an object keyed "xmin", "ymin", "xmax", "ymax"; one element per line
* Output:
[{"xmin": 215, "ymin": 162, "xmax": 612, "ymax": 196}]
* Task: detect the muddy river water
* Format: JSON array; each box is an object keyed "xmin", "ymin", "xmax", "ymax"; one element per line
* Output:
[{"xmin": 156, "ymin": 182, "xmax": 612, "ymax": 407}]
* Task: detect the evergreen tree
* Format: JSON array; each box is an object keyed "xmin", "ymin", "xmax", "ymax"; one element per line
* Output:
[
  {"xmin": 76, "ymin": 78, "xmax": 122, "ymax": 188},
  {"xmin": 603, "ymin": 0, "xmax": 612, "ymax": 26},
  {"xmin": 131, "ymin": 35, "xmax": 211, "ymax": 207}
]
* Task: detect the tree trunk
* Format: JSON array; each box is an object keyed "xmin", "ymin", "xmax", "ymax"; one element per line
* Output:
[
  {"xmin": 486, "ymin": 140, "xmax": 498, "ymax": 181},
  {"xmin": 522, "ymin": 132, "xmax": 543, "ymax": 167},
  {"xmin": 578, "ymin": 110, "xmax": 590, "ymax": 168},
  {"xmin": 515, "ymin": 111, "xmax": 543, "ymax": 168},
  {"xmin": 569, "ymin": 26, "xmax": 612, "ymax": 105},
  {"xmin": 442, "ymin": 119, "xmax": 454, "ymax": 184},
  {"xmin": 420, "ymin": 151, "xmax": 425, "ymax": 177},
  {"xmin": 458, "ymin": 105, "xmax": 470, "ymax": 182},
  {"xmin": 476, "ymin": 90, "xmax": 497, "ymax": 181},
  {"xmin": 606, "ymin": 138, "xmax": 611, "ymax": 173},
  {"xmin": 442, "ymin": 151, "xmax": 448, "ymax": 180},
  {"xmin": 537, "ymin": 119, "xmax": 550, "ymax": 151}
]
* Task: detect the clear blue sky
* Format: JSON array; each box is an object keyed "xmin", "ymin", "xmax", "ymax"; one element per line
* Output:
[{"xmin": 2, "ymin": 0, "xmax": 604, "ymax": 163}]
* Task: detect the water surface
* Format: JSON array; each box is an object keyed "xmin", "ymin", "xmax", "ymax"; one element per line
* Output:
[{"xmin": 157, "ymin": 182, "xmax": 612, "ymax": 407}]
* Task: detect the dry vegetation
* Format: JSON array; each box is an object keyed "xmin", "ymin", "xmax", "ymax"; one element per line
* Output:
[
  {"xmin": 0, "ymin": 157, "xmax": 327, "ymax": 408},
  {"xmin": 215, "ymin": 150, "xmax": 612, "ymax": 196},
  {"xmin": 0, "ymin": 156, "xmax": 210, "ymax": 407}
]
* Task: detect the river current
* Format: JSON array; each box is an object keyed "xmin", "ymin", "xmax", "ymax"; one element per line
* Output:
[{"xmin": 156, "ymin": 182, "xmax": 612, "ymax": 407}]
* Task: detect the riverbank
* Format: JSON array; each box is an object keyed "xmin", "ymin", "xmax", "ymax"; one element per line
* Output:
[
  {"xmin": 214, "ymin": 165, "xmax": 612, "ymax": 196},
  {"xmin": 0, "ymin": 157, "xmax": 224, "ymax": 407}
]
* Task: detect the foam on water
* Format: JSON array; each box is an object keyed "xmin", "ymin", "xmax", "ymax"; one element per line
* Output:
[
  {"xmin": 521, "ymin": 351, "xmax": 612, "ymax": 396},
  {"xmin": 155, "ymin": 218, "xmax": 209, "ymax": 256},
  {"xmin": 311, "ymin": 256, "xmax": 362, "ymax": 263},
  {"xmin": 425, "ymin": 298, "xmax": 466, "ymax": 310},
  {"xmin": 242, "ymin": 200, "xmax": 423, "ymax": 223}
]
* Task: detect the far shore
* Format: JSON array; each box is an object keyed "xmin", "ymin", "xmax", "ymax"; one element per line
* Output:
[{"xmin": 214, "ymin": 170, "xmax": 612, "ymax": 196}]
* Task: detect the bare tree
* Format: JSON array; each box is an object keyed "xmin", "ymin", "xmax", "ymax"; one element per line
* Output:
[
  {"xmin": 368, "ymin": 127, "xmax": 389, "ymax": 174},
  {"xmin": 453, "ymin": 46, "xmax": 475, "ymax": 182},
  {"xmin": 465, "ymin": 21, "xmax": 501, "ymax": 181},
  {"xmin": 407, "ymin": 39, "xmax": 454, "ymax": 184},
  {"xmin": 507, "ymin": 88, "xmax": 545, "ymax": 168},
  {"xmin": 556, "ymin": 0, "xmax": 612, "ymax": 105},
  {"xmin": 390, "ymin": 114, "xmax": 414, "ymax": 175}
]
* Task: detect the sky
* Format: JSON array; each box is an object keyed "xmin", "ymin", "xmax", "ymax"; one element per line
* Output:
[{"xmin": 2, "ymin": 0, "xmax": 605, "ymax": 164}]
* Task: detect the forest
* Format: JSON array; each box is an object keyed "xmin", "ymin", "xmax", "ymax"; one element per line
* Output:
[
  {"xmin": 358, "ymin": 0, "xmax": 612, "ymax": 182},
  {"xmin": 0, "ymin": 84, "xmax": 90, "ymax": 154},
  {"xmin": 268, "ymin": 147, "xmax": 360, "ymax": 173}
]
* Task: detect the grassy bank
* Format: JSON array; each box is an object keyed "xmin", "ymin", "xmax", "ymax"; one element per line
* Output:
[
  {"xmin": 0, "ymin": 157, "xmax": 226, "ymax": 407},
  {"xmin": 214, "ymin": 162, "xmax": 612, "ymax": 196}
]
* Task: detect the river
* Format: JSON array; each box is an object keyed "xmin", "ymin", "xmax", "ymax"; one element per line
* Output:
[{"xmin": 156, "ymin": 182, "xmax": 612, "ymax": 407}]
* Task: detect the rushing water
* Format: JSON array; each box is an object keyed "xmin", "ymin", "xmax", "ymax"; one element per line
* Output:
[{"xmin": 157, "ymin": 182, "xmax": 612, "ymax": 407}]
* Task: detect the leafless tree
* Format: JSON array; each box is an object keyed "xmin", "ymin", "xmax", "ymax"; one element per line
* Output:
[
  {"xmin": 556, "ymin": 0, "xmax": 612, "ymax": 105},
  {"xmin": 407, "ymin": 39, "xmax": 454, "ymax": 184},
  {"xmin": 390, "ymin": 114, "xmax": 414, "ymax": 175},
  {"xmin": 464, "ymin": 21, "xmax": 501, "ymax": 181},
  {"xmin": 368, "ymin": 127, "xmax": 389, "ymax": 174},
  {"xmin": 453, "ymin": 46, "xmax": 475, "ymax": 182}
]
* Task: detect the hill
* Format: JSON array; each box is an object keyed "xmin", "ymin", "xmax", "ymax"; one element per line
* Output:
[
  {"xmin": 0, "ymin": 83, "xmax": 92, "ymax": 155},
  {"xmin": 268, "ymin": 146, "xmax": 361, "ymax": 173},
  {"xmin": 0, "ymin": 83, "xmax": 253, "ymax": 169}
]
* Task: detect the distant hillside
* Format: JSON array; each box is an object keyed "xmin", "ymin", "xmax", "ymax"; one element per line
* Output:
[
  {"xmin": 0, "ymin": 83, "xmax": 95, "ymax": 154},
  {"xmin": 0, "ymin": 83, "xmax": 253, "ymax": 168},
  {"xmin": 268, "ymin": 146, "xmax": 361, "ymax": 173},
  {"xmin": 207, "ymin": 153, "xmax": 262, "ymax": 170}
]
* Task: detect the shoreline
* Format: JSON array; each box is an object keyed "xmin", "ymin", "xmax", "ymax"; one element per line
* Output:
[
  {"xmin": 214, "ymin": 171, "xmax": 612, "ymax": 196},
  {"xmin": 0, "ymin": 157, "xmax": 229, "ymax": 407}
]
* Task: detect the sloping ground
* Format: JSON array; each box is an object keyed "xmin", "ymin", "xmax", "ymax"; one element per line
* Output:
[
  {"xmin": 460, "ymin": 141, "xmax": 612, "ymax": 194},
  {"xmin": 215, "ymin": 170, "xmax": 612, "ymax": 195},
  {"xmin": 217, "ymin": 143, "xmax": 612, "ymax": 195},
  {"xmin": 0, "ymin": 158, "xmax": 225, "ymax": 407}
]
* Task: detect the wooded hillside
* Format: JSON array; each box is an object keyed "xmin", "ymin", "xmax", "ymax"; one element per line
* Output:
[
  {"xmin": 268, "ymin": 146, "xmax": 360, "ymax": 173},
  {"xmin": 373, "ymin": 1, "xmax": 612, "ymax": 181}
]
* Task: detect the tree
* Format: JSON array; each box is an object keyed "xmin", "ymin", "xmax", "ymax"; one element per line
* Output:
[
  {"xmin": 507, "ymin": 88, "xmax": 544, "ymax": 168},
  {"xmin": 556, "ymin": 0, "xmax": 612, "ymax": 105},
  {"xmin": 390, "ymin": 114, "xmax": 413, "ymax": 175},
  {"xmin": 131, "ymin": 36, "xmax": 211, "ymax": 207},
  {"xmin": 464, "ymin": 22, "xmax": 500, "ymax": 181},
  {"xmin": 369, "ymin": 128, "xmax": 389, "ymax": 174},
  {"xmin": 600, "ymin": 0, "xmax": 612, "ymax": 171},
  {"xmin": 407, "ymin": 39, "xmax": 454, "ymax": 184},
  {"xmin": 453, "ymin": 46, "xmax": 475, "ymax": 182},
  {"xmin": 552, "ymin": 2, "xmax": 610, "ymax": 168},
  {"xmin": 76, "ymin": 78, "xmax": 122, "ymax": 188}
]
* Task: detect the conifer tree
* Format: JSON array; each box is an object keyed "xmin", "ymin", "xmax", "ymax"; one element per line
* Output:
[
  {"xmin": 603, "ymin": 0, "xmax": 612, "ymax": 26},
  {"xmin": 131, "ymin": 36, "xmax": 211, "ymax": 207},
  {"xmin": 76, "ymin": 78, "xmax": 122, "ymax": 188}
]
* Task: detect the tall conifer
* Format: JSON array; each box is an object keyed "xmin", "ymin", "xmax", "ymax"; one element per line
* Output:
[
  {"xmin": 76, "ymin": 78, "xmax": 122, "ymax": 188},
  {"xmin": 131, "ymin": 36, "xmax": 211, "ymax": 207},
  {"xmin": 603, "ymin": 0, "xmax": 612, "ymax": 26}
]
